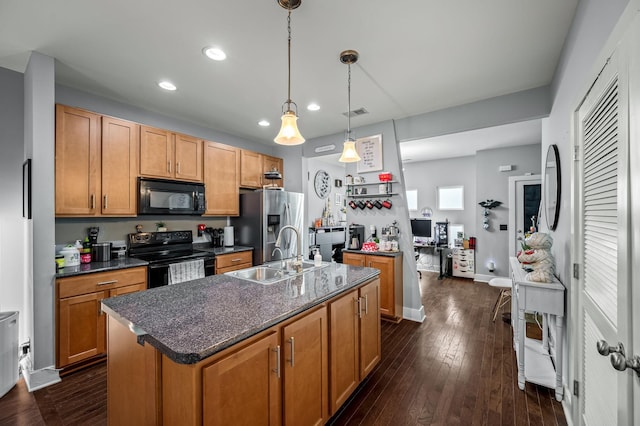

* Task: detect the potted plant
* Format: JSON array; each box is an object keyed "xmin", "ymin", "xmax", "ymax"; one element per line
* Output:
[{"xmin": 156, "ymin": 221, "xmax": 167, "ymax": 232}]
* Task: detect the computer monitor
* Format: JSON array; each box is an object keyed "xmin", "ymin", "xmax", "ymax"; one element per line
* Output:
[{"xmin": 410, "ymin": 218, "xmax": 432, "ymax": 238}]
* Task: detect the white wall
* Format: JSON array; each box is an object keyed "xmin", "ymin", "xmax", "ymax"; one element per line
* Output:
[
  {"xmin": 475, "ymin": 144, "xmax": 541, "ymax": 278},
  {"xmin": 25, "ymin": 52, "xmax": 56, "ymax": 369},
  {"xmin": 304, "ymin": 121, "xmax": 425, "ymax": 322},
  {"xmin": 0, "ymin": 67, "xmax": 27, "ymax": 345},
  {"xmin": 306, "ymin": 157, "xmax": 346, "ymax": 229},
  {"xmin": 542, "ymin": 0, "xmax": 631, "ymax": 417}
]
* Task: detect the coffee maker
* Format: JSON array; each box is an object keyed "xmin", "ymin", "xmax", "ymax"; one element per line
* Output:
[{"xmin": 348, "ymin": 225, "xmax": 365, "ymax": 250}]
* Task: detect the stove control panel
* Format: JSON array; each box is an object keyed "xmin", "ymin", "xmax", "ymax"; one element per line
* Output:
[{"xmin": 128, "ymin": 230, "xmax": 193, "ymax": 247}]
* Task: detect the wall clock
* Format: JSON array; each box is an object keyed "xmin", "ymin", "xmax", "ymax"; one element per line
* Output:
[{"xmin": 314, "ymin": 170, "xmax": 331, "ymax": 199}]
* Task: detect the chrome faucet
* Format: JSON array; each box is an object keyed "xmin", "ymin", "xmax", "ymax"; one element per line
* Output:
[
  {"xmin": 275, "ymin": 225, "xmax": 302, "ymax": 273},
  {"xmin": 271, "ymin": 247, "xmax": 285, "ymax": 269}
]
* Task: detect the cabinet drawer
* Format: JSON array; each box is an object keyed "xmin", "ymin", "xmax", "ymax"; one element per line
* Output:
[
  {"xmin": 58, "ymin": 267, "xmax": 147, "ymax": 298},
  {"xmin": 216, "ymin": 263, "xmax": 252, "ymax": 275},
  {"xmin": 216, "ymin": 251, "xmax": 253, "ymax": 269}
]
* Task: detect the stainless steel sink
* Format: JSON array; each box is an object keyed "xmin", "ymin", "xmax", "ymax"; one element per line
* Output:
[
  {"xmin": 264, "ymin": 260, "xmax": 321, "ymax": 271},
  {"xmin": 225, "ymin": 266, "xmax": 287, "ymax": 284},
  {"xmin": 226, "ymin": 261, "xmax": 328, "ymax": 285}
]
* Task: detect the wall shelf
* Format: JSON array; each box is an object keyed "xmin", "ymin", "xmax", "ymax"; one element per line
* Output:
[
  {"xmin": 347, "ymin": 193, "xmax": 399, "ymax": 199},
  {"xmin": 346, "ymin": 181, "xmax": 397, "ymax": 198}
]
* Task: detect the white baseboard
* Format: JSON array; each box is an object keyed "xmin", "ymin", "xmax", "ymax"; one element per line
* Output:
[
  {"xmin": 403, "ymin": 304, "xmax": 426, "ymax": 323},
  {"xmin": 562, "ymin": 384, "xmax": 574, "ymax": 426},
  {"xmin": 474, "ymin": 274, "xmax": 510, "ymax": 283},
  {"xmin": 22, "ymin": 366, "xmax": 61, "ymax": 392}
]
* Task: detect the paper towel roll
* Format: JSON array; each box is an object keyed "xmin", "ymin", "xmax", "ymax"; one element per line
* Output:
[{"xmin": 224, "ymin": 226, "xmax": 234, "ymax": 247}]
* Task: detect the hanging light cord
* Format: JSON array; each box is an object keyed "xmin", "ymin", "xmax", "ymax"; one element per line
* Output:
[
  {"xmin": 346, "ymin": 62, "xmax": 352, "ymax": 140},
  {"xmin": 286, "ymin": 7, "xmax": 292, "ymax": 110}
]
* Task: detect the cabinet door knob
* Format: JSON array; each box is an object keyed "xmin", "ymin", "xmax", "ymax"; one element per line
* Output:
[{"xmin": 610, "ymin": 353, "xmax": 640, "ymax": 376}]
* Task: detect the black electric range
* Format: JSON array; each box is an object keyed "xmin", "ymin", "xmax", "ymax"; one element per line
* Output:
[{"xmin": 128, "ymin": 231, "xmax": 215, "ymax": 288}]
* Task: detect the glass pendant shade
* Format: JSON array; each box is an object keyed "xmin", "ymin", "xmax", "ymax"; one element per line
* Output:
[
  {"xmin": 339, "ymin": 139, "xmax": 361, "ymax": 162},
  {"xmin": 274, "ymin": 111, "xmax": 305, "ymax": 145}
]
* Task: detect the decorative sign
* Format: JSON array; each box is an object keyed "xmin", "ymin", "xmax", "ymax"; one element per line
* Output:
[{"xmin": 356, "ymin": 134, "xmax": 383, "ymax": 173}]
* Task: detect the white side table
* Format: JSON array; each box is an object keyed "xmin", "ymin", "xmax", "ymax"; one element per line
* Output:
[{"xmin": 509, "ymin": 257, "xmax": 565, "ymax": 401}]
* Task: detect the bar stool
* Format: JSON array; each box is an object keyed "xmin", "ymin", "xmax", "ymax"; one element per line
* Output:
[{"xmin": 488, "ymin": 277, "xmax": 512, "ymax": 321}]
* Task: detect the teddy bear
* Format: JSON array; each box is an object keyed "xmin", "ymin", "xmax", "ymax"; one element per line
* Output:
[{"xmin": 517, "ymin": 232, "xmax": 555, "ymax": 282}]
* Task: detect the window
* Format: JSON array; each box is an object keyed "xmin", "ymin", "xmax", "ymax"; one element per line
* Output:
[
  {"xmin": 406, "ymin": 189, "xmax": 418, "ymax": 211},
  {"xmin": 437, "ymin": 185, "xmax": 464, "ymax": 210}
]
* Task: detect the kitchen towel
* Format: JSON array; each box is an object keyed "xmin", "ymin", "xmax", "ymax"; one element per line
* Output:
[
  {"xmin": 224, "ymin": 226, "xmax": 234, "ymax": 247},
  {"xmin": 168, "ymin": 259, "xmax": 204, "ymax": 285}
]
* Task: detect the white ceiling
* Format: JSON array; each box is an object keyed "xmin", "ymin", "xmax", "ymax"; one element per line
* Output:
[
  {"xmin": 400, "ymin": 119, "xmax": 543, "ymax": 163},
  {"xmin": 0, "ymin": 0, "xmax": 577, "ymax": 150}
]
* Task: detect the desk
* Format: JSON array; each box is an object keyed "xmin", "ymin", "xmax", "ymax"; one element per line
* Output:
[{"xmin": 509, "ymin": 257, "xmax": 565, "ymax": 401}]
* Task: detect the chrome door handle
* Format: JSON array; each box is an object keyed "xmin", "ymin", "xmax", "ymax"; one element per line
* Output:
[
  {"xmin": 597, "ymin": 340, "xmax": 625, "ymax": 357},
  {"xmin": 272, "ymin": 345, "xmax": 281, "ymax": 378},
  {"xmin": 288, "ymin": 336, "xmax": 295, "ymax": 367},
  {"xmin": 610, "ymin": 353, "xmax": 640, "ymax": 376}
]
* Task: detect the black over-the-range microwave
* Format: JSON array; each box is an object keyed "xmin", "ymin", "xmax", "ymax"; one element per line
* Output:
[{"xmin": 138, "ymin": 178, "xmax": 205, "ymax": 215}]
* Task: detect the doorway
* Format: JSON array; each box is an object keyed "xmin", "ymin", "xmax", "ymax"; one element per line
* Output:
[
  {"xmin": 508, "ymin": 174, "xmax": 542, "ymax": 256},
  {"xmin": 573, "ymin": 13, "xmax": 639, "ymax": 425}
]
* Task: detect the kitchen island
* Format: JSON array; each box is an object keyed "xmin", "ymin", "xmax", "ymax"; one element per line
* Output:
[{"xmin": 102, "ymin": 262, "xmax": 381, "ymax": 425}]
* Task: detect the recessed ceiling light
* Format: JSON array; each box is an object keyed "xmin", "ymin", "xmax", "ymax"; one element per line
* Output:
[
  {"xmin": 158, "ymin": 80, "xmax": 177, "ymax": 91},
  {"xmin": 307, "ymin": 103, "xmax": 320, "ymax": 111},
  {"xmin": 203, "ymin": 47, "xmax": 227, "ymax": 61},
  {"xmin": 258, "ymin": 120, "xmax": 270, "ymax": 127}
]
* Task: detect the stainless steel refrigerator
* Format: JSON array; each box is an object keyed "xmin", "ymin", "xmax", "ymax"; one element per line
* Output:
[{"xmin": 231, "ymin": 189, "xmax": 304, "ymax": 266}]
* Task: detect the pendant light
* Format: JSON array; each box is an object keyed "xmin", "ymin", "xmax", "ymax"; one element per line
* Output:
[
  {"xmin": 338, "ymin": 50, "xmax": 361, "ymax": 162},
  {"xmin": 274, "ymin": 0, "xmax": 305, "ymax": 146}
]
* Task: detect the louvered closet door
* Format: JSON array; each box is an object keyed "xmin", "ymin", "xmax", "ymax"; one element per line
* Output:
[{"xmin": 576, "ymin": 42, "xmax": 635, "ymax": 425}]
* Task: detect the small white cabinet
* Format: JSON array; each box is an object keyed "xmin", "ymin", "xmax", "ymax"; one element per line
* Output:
[
  {"xmin": 452, "ymin": 248, "xmax": 474, "ymax": 278},
  {"xmin": 509, "ymin": 257, "xmax": 565, "ymax": 401}
]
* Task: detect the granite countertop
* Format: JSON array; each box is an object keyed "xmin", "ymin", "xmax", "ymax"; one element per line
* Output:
[
  {"xmin": 55, "ymin": 257, "xmax": 149, "ymax": 278},
  {"xmin": 342, "ymin": 248, "xmax": 403, "ymax": 257},
  {"xmin": 101, "ymin": 262, "xmax": 379, "ymax": 365},
  {"xmin": 192, "ymin": 244, "xmax": 253, "ymax": 255}
]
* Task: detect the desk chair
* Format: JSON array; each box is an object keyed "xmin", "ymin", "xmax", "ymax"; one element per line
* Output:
[
  {"xmin": 488, "ymin": 277, "xmax": 512, "ymax": 321},
  {"xmin": 415, "ymin": 251, "xmax": 422, "ymax": 279}
]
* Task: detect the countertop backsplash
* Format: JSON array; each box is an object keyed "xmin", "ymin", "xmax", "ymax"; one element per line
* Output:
[{"xmin": 55, "ymin": 217, "xmax": 228, "ymax": 246}]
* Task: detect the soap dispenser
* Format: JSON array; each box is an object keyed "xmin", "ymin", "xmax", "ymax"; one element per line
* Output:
[{"xmin": 314, "ymin": 249, "xmax": 322, "ymax": 267}]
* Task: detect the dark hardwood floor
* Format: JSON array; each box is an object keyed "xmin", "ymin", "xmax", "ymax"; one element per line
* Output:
[{"xmin": 0, "ymin": 272, "xmax": 567, "ymax": 425}]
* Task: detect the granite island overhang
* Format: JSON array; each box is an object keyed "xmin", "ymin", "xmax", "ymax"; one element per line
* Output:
[
  {"xmin": 101, "ymin": 262, "xmax": 381, "ymax": 425},
  {"xmin": 101, "ymin": 261, "xmax": 380, "ymax": 364}
]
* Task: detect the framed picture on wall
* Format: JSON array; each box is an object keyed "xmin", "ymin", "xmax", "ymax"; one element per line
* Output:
[{"xmin": 356, "ymin": 134, "xmax": 383, "ymax": 173}]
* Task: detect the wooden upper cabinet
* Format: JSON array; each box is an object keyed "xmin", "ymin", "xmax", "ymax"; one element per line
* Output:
[
  {"xmin": 55, "ymin": 104, "xmax": 101, "ymax": 216},
  {"xmin": 101, "ymin": 117, "xmax": 139, "ymax": 216},
  {"xmin": 174, "ymin": 133, "xmax": 203, "ymax": 182},
  {"xmin": 140, "ymin": 126, "xmax": 203, "ymax": 182},
  {"xmin": 139, "ymin": 126, "xmax": 174, "ymax": 179},
  {"xmin": 204, "ymin": 141, "xmax": 240, "ymax": 216},
  {"xmin": 262, "ymin": 155, "xmax": 284, "ymax": 187},
  {"xmin": 240, "ymin": 149, "xmax": 263, "ymax": 188}
]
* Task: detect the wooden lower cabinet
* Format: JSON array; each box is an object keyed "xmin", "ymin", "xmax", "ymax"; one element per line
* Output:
[
  {"xmin": 328, "ymin": 278, "xmax": 381, "ymax": 414},
  {"xmin": 106, "ymin": 278, "xmax": 379, "ymax": 425},
  {"xmin": 56, "ymin": 267, "xmax": 147, "ymax": 369},
  {"xmin": 343, "ymin": 252, "xmax": 403, "ymax": 322},
  {"xmin": 202, "ymin": 331, "xmax": 282, "ymax": 425},
  {"xmin": 214, "ymin": 250, "xmax": 253, "ymax": 274},
  {"xmin": 282, "ymin": 306, "xmax": 328, "ymax": 426}
]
